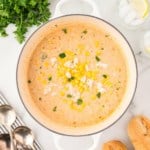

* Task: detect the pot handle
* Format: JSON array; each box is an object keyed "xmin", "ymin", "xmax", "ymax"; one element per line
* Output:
[
  {"xmin": 53, "ymin": 0, "xmax": 101, "ymax": 18},
  {"xmin": 52, "ymin": 133, "xmax": 102, "ymax": 150}
]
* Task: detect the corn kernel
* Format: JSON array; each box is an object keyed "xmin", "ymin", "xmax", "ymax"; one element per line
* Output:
[
  {"xmin": 37, "ymin": 76, "xmax": 42, "ymax": 81},
  {"xmin": 60, "ymin": 91, "xmax": 65, "ymax": 96},
  {"xmin": 78, "ymin": 44, "xmax": 85, "ymax": 51},
  {"xmin": 79, "ymin": 87, "xmax": 84, "ymax": 92},
  {"xmin": 43, "ymin": 61, "xmax": 49, "ymax": 67},
  {"xmin": 70, "ymin": 102, "xmax": 86, "ymax": 112},
  {"xmin": 74, "ymin": 80, "xmax": 79, "ymax": 84},
  {"xmin": 94, "ymin": 41, "xmax": 100, "ymax": 48},
  {"xmin": 66, "ymin": 50, "xmax": 74, "ymax": 56},
  {"xmin": 91, "ymin": 94, "xmax": 96, "ymax": 100},
  {"xmin": 63, "ymin": 99, "xmax": 73, "ymax": 105},
  {"xmin": 85, "ymin": 51, "xmax": 90, "ymax": 56},
  {"xmin": 86, "ymin": 71, "xmax": 93, "ymax": 77},
  {"xmin": 102, "ymin": 79, "xmax": 112, "ymax": 87},
  {"xmin": 42, "ymin": 79, "xmax": 47, "ymax": 85},
  {"xmin": 96, "ymin": 50, "xmax": 101, "ymax": 55}
]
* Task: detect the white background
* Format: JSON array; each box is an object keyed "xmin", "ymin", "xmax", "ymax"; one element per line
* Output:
[{"xmin": 0, "ymin": 0, "xmax": 150, "ymax": 149}]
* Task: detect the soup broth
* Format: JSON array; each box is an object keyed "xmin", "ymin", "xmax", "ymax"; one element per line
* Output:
[{"xmin": 27, "ymin": 20, "xmax": 127, "ymax": 128}]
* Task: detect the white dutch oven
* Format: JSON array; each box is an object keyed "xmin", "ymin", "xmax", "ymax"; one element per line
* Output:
[{"xmin": 17, "ymin": 0, "xmax": 138, "ymax": 149}]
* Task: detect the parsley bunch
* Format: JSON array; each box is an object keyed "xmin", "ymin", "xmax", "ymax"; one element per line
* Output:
[{"xmin": 0, "ymin": 0, "xmax": 51, "ymax": 43}]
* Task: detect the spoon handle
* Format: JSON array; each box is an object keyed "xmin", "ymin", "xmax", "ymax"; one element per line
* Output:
[
  {"xmin": 27, "ymin": 144, "xmax": 35, "ymax": 150},
  {"xmin": 23, "ymin": 145, "xmax": 35, "ymax": 150},
  {"xmin": 31, "ymin": 144, "xmax": 35, "ymax": 150},
  {"xmin": 6, "ymin": 126, "xmax": 16, "ymax": 150}
]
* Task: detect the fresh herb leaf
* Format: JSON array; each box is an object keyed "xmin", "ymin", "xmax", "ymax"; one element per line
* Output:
[
  {"xmin": 105, "ymin": 34, "xmax": 109, "ymax": 37},
  {"xmin": 53, "ymin": 106, "xmax": 57, "ymax": 112},
  {"xmin": 95, "ymin": 56, "xmax": 100, "ymax": 61},
  {"xmin": 116, "ymin": 87, "xmax": 120, "ymax": 91},
  {"xmin": 48, "ymin": 76, "xmax": 52, "ymax": 81},
  {"xmin": 102, "ymin": 74, "xmax": 107, "ymax": 78},
  {"xmin": 73, "ymin": 121, "xmax": 76, "ymax": 125},
  {"xmin": 118, "ymin": 80, "xmax": 121, "ymax": 83},
  {"xmin": 77, "ymin": 99, "xmax": 83, "ymax": 105},
  {"xmin": 68, "ymin": 76, "xmax": 75, "ymax": 82},
  {"xmin": 96, "ymin": 92, "xmax": 101, "ymax": 98},
  {"xmin": 62, "ymin": 28, "xmax": 67, "ymax": 34},
  {"xmin": 59, "ymin": 53, "xmax": 66, "ymax": 58},
  {"xmin": 67, "ymin": 94, "xmax": 72, "ymax": 98},
  {"xmin": 0, "ymin": 0, "xmax": 51, "ymax": 43},
  {"xmin": 29, "ymin": 0, "xmax": 37, "ymax": 7},
  {"xmin": 41, "ymin": 53, "xmax": 48, "ymax": 60},
  {"xmin": 0, "ymin": 29, "xmax": 8, "ymax": 37},
  {"xmin": 28, "ymin": 80, "xmax": 31, "ymax": 84},
  {"xmin": 82, "ymin": 30, "xmax": 87, "ymax": 34}
]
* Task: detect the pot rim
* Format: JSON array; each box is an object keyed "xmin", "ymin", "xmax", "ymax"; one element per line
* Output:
[{"xmin": 16, "ymin": 14, "xmax": 138, "ymax": 137}]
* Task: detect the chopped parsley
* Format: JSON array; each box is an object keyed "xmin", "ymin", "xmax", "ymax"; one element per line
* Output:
[
  {"xmin": 41, "ymin": 53, "xmax": 48, "ymax": 60},
  {"xmin": 102, "ymin": 74, "xmax": 107, "ymax": 78},
  {"xmin": 53, "ymin": 106, "xmax": 57, "ymax": 112},
  {"xmin": 39, "ymin": 97, "xmax": 42, "ymax": 101},
  {"xmin": 48, "ymin": 76, "xmax": 52, "ymax": 81},
  {"xmin": 82, "ymin": 30, "xmax": 87, "ymax": 34},
  {"xmin": 62, "ymin": 28, "xmax": 67, "ymax": 34},
  {"xmin": 77, "ymin": 99, "xmax": 83, "ymax": 105},
  {"xmin": 67, "ymin": 94, "xmax": 72, "ymax": 98},
  {"xmin": 73, "ymin": 121, "xmax": 76, "ymax": 125},
  {"xmin": 28, "ymin": 80, "xmax": 31, "ymax": 84},
  {"xmin": 118, "ymin": 81, "xmax": 121, "ymax": 83},
  {"xmin": 116, "ymin": 87, "xmax": 120, "ymax": 91},
  {"xmin": 68, "ymin": 76, "xmax": 75, "ymax": 82},
  {"xmin": 95, "ymin": 56, "xmax": 100, "ymax": 61},
  {"xmin": 0, "ymin": 0, "xmax": 51, "ymax": 43},
  {"xmin": 96, "ymin": 92, "xmax": 101, "ymax": 98},
  {"xmin": 59, "ymin": 53, "xmax": 66, "ymax": 58},
  {"xmin": 105, "ymin": 34, "xmax": 110, "ymax": 37}
]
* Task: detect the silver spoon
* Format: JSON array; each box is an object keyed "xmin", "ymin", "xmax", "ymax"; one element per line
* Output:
[
  {"xmin": 0, "ymin": 134, "xmax": 11, "ymax": 150},
  {"xmin": 0, "ymin": 105, "xmax": 16, "ymax": 150},
  {"xmin": 13, "ymin": 126, "xmax": 35, "ymax": 150}
]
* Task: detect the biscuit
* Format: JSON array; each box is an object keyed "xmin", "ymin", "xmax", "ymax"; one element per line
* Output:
[
  {"xmin": 102, "ymin": 140, "xmax": 127, "ymax": 150},
  {"xmin": 128, "ymin": 116, "xmax": 150, "ymax": 150}
]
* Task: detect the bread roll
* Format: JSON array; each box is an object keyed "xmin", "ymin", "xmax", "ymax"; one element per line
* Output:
[
  {"xmin": 128, "ymin": 116, "xmax": 150, "ymax": 150},
  {"xmin": 102, "ymin": 140, "xmax": 127, "ymax": 150}
]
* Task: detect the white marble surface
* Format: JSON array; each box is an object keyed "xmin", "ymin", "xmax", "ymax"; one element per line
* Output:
[{"xmin": 0, "ymin": 0, "xmax": 150, "ymax": 149}]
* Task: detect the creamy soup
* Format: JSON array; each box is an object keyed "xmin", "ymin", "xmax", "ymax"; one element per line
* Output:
[{"xmin": 27, "ymin": 20, "xmax": 127, "ymax": 128}]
